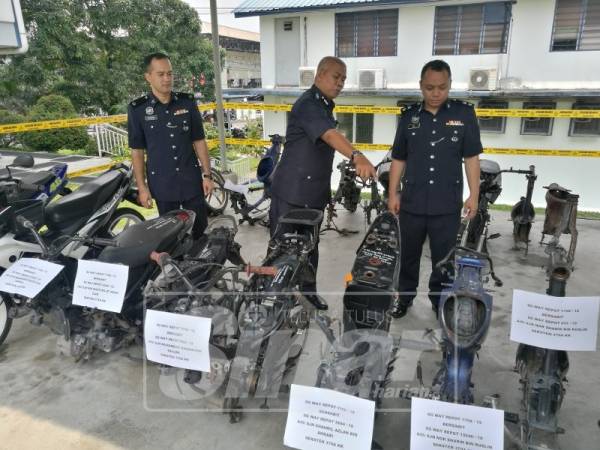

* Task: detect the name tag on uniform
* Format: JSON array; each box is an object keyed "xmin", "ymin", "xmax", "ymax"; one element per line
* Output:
[
  {"xmin": 445, "ymin": 120, "xmax": 464, "ymax": 126},
  {"xmin": 173, "ymin": 109, "xmax": 189, "ymax": 116},
  {"xmin": 145, "ymin": 115, "xmax": 158, "ymax": 121}
]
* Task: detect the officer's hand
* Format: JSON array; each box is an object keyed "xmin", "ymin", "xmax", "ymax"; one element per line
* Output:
[
  {"xmin": 388, "ymin": 193, "xmax": 400, "ymax": 215},
  {"xmin": 203, "ymin": 178, "xmax": 215, "ymax": 197},
  {"xmin": 463, "ymin": 195, "xmax": 478, "ymax": 219},
  {"xmin": 354, "ymin": 154, "xmax": 377, "ymax": 182},
  {"xmin": 138, "ymin": 187, "xmax": 153, "ymax": 209}
]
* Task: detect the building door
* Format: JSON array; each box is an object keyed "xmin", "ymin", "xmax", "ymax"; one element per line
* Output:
[{"xmin": 275, "ymin": 17, "xmax": 300, "ymax": 86}]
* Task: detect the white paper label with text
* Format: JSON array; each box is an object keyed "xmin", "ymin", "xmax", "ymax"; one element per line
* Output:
[{"xmin": 510, "ymin": 289, "xmax": 599, "ymax": 351}]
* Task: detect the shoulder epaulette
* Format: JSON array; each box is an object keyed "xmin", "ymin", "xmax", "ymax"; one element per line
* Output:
[
  {"xmin": 400, "ymin": 102, "xmax": 419, "ymax": 115},
  {"xmin": 174, "ymin": 92, "xmax": 194, "ymax": 100},
  {"xmin": 129, "ymin": 95, "xmax": 149, "ymax": 108},
  {"xmin": 452, "ymin": 99, "xmax": 474, "ymax": 108}
]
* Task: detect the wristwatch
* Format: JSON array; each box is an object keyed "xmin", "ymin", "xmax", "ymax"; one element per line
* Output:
[
  {"xmin": 350, "ymin": 150, "xmax": 363, "ymax": 163},
  {"xmin": 202, "ymin": 173, "xmax": 213, "ymax": 180}
]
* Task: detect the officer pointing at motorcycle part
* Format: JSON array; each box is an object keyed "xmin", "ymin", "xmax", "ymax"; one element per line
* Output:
[
  {"xmin": 387, "ymin": 59, "xmax": 482, "ymax": 318},
  {"xmin": 269, "ymin": 56, "xmax": 378, "ymax": 308},
  {"xmin": 128, "ymin": 52, "xmax": 214, "ymax": 240}
]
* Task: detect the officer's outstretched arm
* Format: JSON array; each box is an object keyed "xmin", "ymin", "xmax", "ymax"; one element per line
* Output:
[
  {"xmin": 463, "ymin": 155, "xmax": 480, "ymax": 219},
  {"xmin": 388, "ymin": 159, "xmax": 405, "ymax": 215},
  {"xmin": 321, "ymin": 129, "xmax": 377, "ymax": 180},
  {"xmin": 131, "ymin": 149, "xmax": 153, "ymax": 208}
]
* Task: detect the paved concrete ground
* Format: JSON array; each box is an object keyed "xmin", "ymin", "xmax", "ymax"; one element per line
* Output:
[{"xmin": 1, "ymin": 207, "xmax": 599, "ymax": 450}]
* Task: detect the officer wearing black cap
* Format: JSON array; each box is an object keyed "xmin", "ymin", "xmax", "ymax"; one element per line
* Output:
[
  {"xmin": 269, "ymin": 56, "xmax": 377, "ymax": 306},
  {"xmin": 388, "ymin": 59, "xmax": 482, "ymax": 318},
  {"xmin": 128, "ymin": 52, "xmax": 214, "ymax": 240}
]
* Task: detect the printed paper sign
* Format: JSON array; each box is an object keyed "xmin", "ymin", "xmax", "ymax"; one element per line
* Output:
[
  {"xmin": 72, "ymin": 260, "xmax": 129, "ymax": 313},
  {"xmin": 410, "ymin": 397, "xmax": 504, "ymax": 450},
  {"xmin": 510, "ymin": 289, "xmax": 599, "ymax": 351},
  {"xmin": 144, "ymin": 309, "xmax": 211, "ymax": 372},
  {"xmin": 284, "ymin": 384, "xmax": 375, "ymax": 450},
  {"xmin": 0, "ymin": 257, "xmax": 63, "ymax": 298}
]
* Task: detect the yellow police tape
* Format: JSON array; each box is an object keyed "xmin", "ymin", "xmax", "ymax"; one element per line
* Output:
[
  {"xmin": 67, "ymin": 162, "xmax": 116, "ymax": 178},
  {"xmin": 2, "ymin": 103, "xmax": 600, "ymax": 135},
  {"xmin": 72, "ymin": 144, "xmax": 600, "ymax": 179},
  {"xmin": 204, "ymin": 138, "xmax": 600, "ymax": 157}
]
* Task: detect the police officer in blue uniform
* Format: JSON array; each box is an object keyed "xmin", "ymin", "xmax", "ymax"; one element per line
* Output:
[
  {"xmin": 269, "ymin": 56, "xmax": 377, "ymax": 306},
  {"xmin": 388, "ymin": 60, "xmax": 482, "ymax": 318},
  {"xmin": 128, "ymin": 52, "xmax": 214, "ymax": 240}
]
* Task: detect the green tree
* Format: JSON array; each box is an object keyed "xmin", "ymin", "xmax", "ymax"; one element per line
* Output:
[
  {"xmin": 0, "ymin": 109, "xmax": 26, "ymax": 148},
  {"xmin": 0, "ymin": 0, "xmax": 216, "ymax": 114},
  {"xmin": 20, "ymin": 95, "xmax": 90, "ymax": 152}
]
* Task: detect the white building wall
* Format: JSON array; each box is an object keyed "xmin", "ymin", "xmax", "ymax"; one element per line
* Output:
[
  {"xmin": 259, "ymin": 16, "xmax": 276, "ymax": 88},
  {"xmin": 259, "ymin": 1, "xmax": 600, "ymax": 210},
  {"xmin": 263, "ymin": 1, "xmax": 600, "ymax": 90}
]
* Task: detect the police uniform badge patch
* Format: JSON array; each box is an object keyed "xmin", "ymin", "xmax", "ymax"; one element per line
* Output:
[
  {"xmin": 408, "ymin": 115, "xmax": 420, "ymax": 129},
  {"xmin": 145, "ymin": 106, "xmax": 154, "ymax": 116}
]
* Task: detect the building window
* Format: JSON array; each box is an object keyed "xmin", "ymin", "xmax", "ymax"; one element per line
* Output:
[
  {"xmin": 520, "ymin": 101, "xmax": 556, "ymax": 136},
  {"xmin": 477, "ymin": 100, "xmax": 508, "ymax": 133},
  {"xmin": 551, "ymin": 0, "xmax": 600, "ymax": 51},
  {"xmin": 569, "ymin": 102, "xmax": 600, "ymax": 136},
  {"xmin": 335, "ymin": 10, "xmax": 398, "ymax": 57},
  {"xmin": 336, "ymin": 112, "xmax": 374, "ymax": 143},
  {"xmin": 433, "ymin": 2, "xmax": 512, "ymax": 55}
]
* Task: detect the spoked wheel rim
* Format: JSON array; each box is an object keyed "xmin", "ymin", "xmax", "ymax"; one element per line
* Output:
[{"xmin": 206, "ymin": 184, "xmax": 229, "ymax": 212}]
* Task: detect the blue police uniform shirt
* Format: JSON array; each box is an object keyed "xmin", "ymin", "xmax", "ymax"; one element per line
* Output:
[
  {"xmin": 127, "ymin": 91, "xmax": 205, "ymax": 202},
  {"xmin": 391, "ymin": 99, "xmax": 483, "ymax": 215},
  {"xmin": 270, "ymin": 85, "xmax": 338, "ymax": 209}
]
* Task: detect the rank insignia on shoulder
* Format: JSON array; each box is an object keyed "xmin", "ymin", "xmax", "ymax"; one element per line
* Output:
[
  {"xmin": 445, "ymin": 120, "xmax": 464, "ymax": 126},
  {"xmin": 173, "ymin": 109, "xmax": 189, "ymax": 116},
  {"xmin": 174, "ymin": 92, "xmax": 194, "ymax": 100},
  {"xmin": 129, "ymin": 95, "xmax": 148, "ymax": 108}
]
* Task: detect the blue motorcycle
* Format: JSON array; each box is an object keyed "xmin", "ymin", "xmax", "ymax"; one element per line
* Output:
[
  {"xmin": 0, "ymin": 154, "xmax": 69, "ymax": 206},
  {"xmin": 434, "ymin": 218, "xmax": 494, "ymax": 403}
]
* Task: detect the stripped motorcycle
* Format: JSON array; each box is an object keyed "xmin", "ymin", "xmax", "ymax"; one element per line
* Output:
[
  {"xmin": 434, "ymin": 217, "xmax": 495, "ymax": 403},
  {"xmin": 146, "ymin": 209, "xmax": 328, "ymax": 423},
  {"xmin": 515, "ymin": 184, "xmax": 579, "ymax": 444}
]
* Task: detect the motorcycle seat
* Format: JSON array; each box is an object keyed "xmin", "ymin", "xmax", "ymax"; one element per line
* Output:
[
  {"xmin": 98, "ymin": 211, "xmax": 191, "ymax": 267},
  {"xmin": 278, "ymin": 208, "xmax": 323, "ymax": 227},
  {"xmin": 45, "ymin": 169, "xmax": 124, "ymax": 233},
  {"xmin": 18, "ymin": 171, "xmax": 55, "ymax": 187}
]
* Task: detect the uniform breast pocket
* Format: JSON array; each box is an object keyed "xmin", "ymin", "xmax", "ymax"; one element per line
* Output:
[
  {"xmin": 446, "ymin": 126, "xmax": 465, "ymax": 155},
  {"xmin": 174, "ymin": 113, "xmax": 191, "ymax": 134}
]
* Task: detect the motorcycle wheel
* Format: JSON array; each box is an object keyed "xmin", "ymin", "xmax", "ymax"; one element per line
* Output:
[
  {"xmin": 101, "ymin": 207, "xmax": 145, "ymax": 237},
  {"xmin": 0, "ymin": 294, "xmax": 13, "ymax": 347},
  {"xmin": 206, "ymin": 168, "xmax": 229, "ymax": 216}
]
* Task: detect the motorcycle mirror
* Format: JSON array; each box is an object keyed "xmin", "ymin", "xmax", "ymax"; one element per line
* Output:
[{"xmin": 11, "ymin": 154, "xmax": 34, "ymax": 168}]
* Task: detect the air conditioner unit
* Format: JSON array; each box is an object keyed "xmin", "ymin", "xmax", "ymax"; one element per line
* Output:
[
  {"xmin": 299, "ymin": 67, "xmax": 316, "ymax": 88},
  {"xmin": 358, "ymin": 69, "xmax": 386, "ymax": 89},
  {"xmin": 469, "ymin": 68, "xmax": 498, "ymax": 90}
]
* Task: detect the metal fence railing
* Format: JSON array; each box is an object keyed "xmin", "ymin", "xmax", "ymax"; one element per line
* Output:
[
  {"xmin": 93, "ymin": 123, "xmax": 128, "ymax": 157},
  {"xmin": 213, "ymin": 156, "xmax": 253, "ymax": 184}
]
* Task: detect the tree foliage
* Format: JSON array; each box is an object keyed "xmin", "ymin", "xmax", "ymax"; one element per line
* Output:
[
  {"xmin": 19, "ymin": 94, "xmax": 90, "ymax": 152},
  {"xmin": 0, "ymin": 0, "xmax": 216, "ymax": 115}
]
